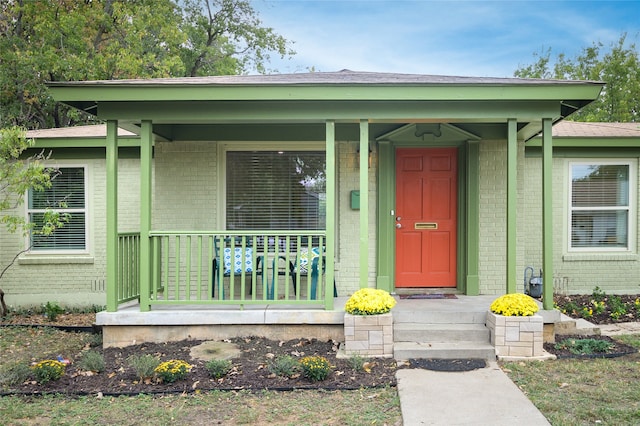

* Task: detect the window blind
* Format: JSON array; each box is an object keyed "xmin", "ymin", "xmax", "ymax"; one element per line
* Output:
[
  {"xmin": 570, "ymin": 163, "xmax": 630, "ymax": 249},
  {"xmin": 226, "ymin": 151, "xmax": 326, "ymax": 230},
  {"xmin": 28, "ymin": 167, "xmax": 86, "ymax": 250}
]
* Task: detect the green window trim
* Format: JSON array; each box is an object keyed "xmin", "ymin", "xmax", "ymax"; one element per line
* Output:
[
  {"xmin": 27, "ymin": 166, "xmax": 88, "ymax": 253},
  {"xmin": 567, "ymin": 159, "xmax": 637, "ymax": 253}
]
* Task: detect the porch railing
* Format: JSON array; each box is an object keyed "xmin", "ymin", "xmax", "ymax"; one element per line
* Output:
[
  {"xmin": 116, "ymin": 232, "xmax": 141, "ymax": 305},
  {"xmin": 116, "ymin": 231, "xmax": 332, "ymax": 309}
]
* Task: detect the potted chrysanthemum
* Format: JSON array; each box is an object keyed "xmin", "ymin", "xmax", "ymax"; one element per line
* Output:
[
  {"xmin": 487, "ymin": 293, "xmax": 544, "ymax": 359},
  {"xmin": 343, "ymin": 288, "xmax": 396, "ymax": 358}
]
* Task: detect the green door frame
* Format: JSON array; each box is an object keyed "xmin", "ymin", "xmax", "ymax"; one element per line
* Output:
[{"xmin": 376, "ymin": 132, "xmax": 479, "ymax": 294}]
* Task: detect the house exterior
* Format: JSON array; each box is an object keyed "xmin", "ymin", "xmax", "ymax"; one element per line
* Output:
[
  {"xmin": 3, "ymin": 71, "xmax": 620, "ymax": 319},
  {"xmin": 524, "ymin": 122, "xmax": 640, "ymax": 295}
]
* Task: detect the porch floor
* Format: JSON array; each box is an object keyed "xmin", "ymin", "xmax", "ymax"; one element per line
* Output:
[{"xmin": 96, "ymin": 295, "xmax": 497, "ymax": 348}]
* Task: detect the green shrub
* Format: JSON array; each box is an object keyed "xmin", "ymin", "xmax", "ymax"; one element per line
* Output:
[
  {"xmin": 78, "ymin": 350, "xmax": 105, "ymax": 373},
  {"xmin": 127, "ymin": 354, "xmax": 160, "ymax": 381},
  {"xmin": 205, "ymin": 359, "xmax": 232, "ymax": 379},
  {"xmin": 609, "ymin": 295, "xmax": 627, "ymax": 320},
  {"xmin": 554, "ymin": 338, "xmax": 614, "ymax": 355},
  {"xmin": 43, "ymin": 302, "xmax": 64, "ymax": 322},
  {"xmin": 84, "ymin": 333, "xmax": 103, "ymax": 348},
  {"xmin": 268, "ymin": 355, "xmax": 300, "ymax": 378},
  {"xmin": 32, "ymin": 359, "xmax": 66, "ymax": 383},
  {"xmin": 0, "ymin": 362, "xmax": 32, "ymax": 386},
  {"xmin": 300, "ymin": 355, "xmax": 331, "ymax": 382},
  {"xmin": 591, "ymin": 286, "xmax": 606, "ymax": 302},
  {"xmin": 347, "ymin": 354, "xmax": 366, "ymax": 372}
]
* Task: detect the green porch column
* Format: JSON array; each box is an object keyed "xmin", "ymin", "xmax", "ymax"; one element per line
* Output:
[
  {"xmin": 139, "ymin": 121, "xmax": 153, "ymax": 312},
  {"xmin": 359, "ymin": 120, "xmax": 369, "ymax": 289},
  {"xmin": 542, "ymin": 118, "xmax": 554, "ymax": 309},
  {"xmin": 506, "ymin": 119, "xmax": 518, "ymax": 294},
  {"xmin": 466, "ymin": 140, "xmax": 480, "ymax": 295},
  {"xmin": 325, "ymin": 120, "xmax": 335, "ymax": 310},
  {"xmin": 106, "ymin": 120, "xmax": 119, "ymax": 312}
]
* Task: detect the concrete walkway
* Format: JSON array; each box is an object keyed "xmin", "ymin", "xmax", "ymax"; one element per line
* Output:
[{"xmin": 396, "ymin": 362, "xmax": 550, "ymax": 425}]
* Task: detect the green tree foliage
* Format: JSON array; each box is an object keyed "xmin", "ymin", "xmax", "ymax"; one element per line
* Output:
[
  {"xmin": 0, "ymin": 0, "xmax": 294, "ymax": 129},
  {"xmin": 0, "ymin": 126, "xmax": 68, "ymax": 316},
  {"xmin": 514, "ymin": 33, "xmax": 640, "ymax": 122}
]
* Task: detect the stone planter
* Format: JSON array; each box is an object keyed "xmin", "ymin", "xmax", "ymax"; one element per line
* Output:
[
  {"xmin": 486, "ymin": 311, "xmax": 543, "ymax": 359},
  {"xmin": 344, "ymin": 312, "xmax": 393, "ymax": 358}
]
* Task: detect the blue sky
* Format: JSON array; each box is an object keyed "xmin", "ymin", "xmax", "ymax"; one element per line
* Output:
[{"xmin": 253, "ymin": 0, "xmax": 640, "ymax": 77}]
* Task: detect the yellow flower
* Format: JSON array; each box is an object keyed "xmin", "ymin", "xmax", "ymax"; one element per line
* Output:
[
  {"xmin": 344, "ymin": 288, "xmax": 396, "ymax": 315},
  {"xmin": 154, "ymin": 359, "xmax": 192, "ymax": 383},
  {"xmin": 490, "ymin": 294, "xmax": 539, "ymax": 316}
]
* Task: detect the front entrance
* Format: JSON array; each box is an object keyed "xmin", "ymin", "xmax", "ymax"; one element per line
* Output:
[{"xmin": 395, "ymin": 148, "xmax": 458, "ymax": 287}]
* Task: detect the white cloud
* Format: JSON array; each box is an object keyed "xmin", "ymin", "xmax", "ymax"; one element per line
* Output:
[{"xmin": 254, "ymin": 0, "xmax": 640, "ymax": 77}]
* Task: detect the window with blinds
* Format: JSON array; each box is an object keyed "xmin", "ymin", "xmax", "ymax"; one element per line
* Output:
[
  {"xmin": 226, "ymin": 151, "xmax": 326, "ymax": 230},
  {"xmin": 569, "ymin": 162, "xmax": 634, "ymax": 250},
  {"xmin": 28, "ymin": 166, "xmax": 87, "ymax": 251}
]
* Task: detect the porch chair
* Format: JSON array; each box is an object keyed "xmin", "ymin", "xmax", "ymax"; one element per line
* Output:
[
  {"xmin": 285, "ymin": 247, "xmax": 337, "ymax": 300},
  {"xmin": 212, "ymin": 239, "xmax": 265, "ymax": 299}
]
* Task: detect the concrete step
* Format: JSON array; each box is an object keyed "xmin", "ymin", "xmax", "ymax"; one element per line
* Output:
[
  {"xmin": 394, "ymin": 341, "xmax": 496, "ymax": 361},
  {"xmin": 393, "ymin": 310, "xmax": 487, "ymax": 325},
  {"xmin": 555, "ymin": 313, "xmax": 601, "ymax": 336},
  {"xmin": 394, "ymin": 323, "xmax": 490, "ymax": 343}
]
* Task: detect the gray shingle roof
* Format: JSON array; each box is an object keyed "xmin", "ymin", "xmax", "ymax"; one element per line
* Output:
[
  {"xmin": 553, "ymin": 121, "xmax": 640, "ymax": 137},
  {"xmin": 48, "ymin": 69, "xmax": 602, "ymax": 86},
  {"xmin": 26, "ymin": 124, "xmax": 135, "ymax": 138}
]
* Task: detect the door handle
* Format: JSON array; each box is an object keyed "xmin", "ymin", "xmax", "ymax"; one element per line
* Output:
[{"xmin": 395, "ymin": 223, "xmax": 402, "ymax": 229}]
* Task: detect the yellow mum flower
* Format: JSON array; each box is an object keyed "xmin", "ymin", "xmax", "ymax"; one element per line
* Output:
[
  {"xmin": 490, "ymin": 293, "xmax": 539, "ymax": 316},
  {"xmin": 345, "ymin": 288, "xmax": 396, "ymax": 315}
]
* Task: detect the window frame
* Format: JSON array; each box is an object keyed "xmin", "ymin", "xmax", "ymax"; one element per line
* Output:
[
  {"xmin": 220, "ymin": 142, "xmax": 326, "ymax": 231},
  {"xmin": 25, "ymin": 164, "xmax": 90, "ymax": 254},
  {"xmin": 567, "ymin": 159, "xmax": 637, "ymax": 253}
]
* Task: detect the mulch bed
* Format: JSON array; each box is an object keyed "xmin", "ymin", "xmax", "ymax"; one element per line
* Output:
[
  {"xmin": 3, "ymin": 336, "xmax": 400, "ymax": 396},
  {"xmin": 545, "ymin": 335, "xmax": 638, "ymax": 359}
]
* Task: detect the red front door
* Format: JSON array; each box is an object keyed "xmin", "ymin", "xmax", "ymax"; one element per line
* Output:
[{"xmin": 395, "ymin": 148, "xmax": 457, "ymax": 288}]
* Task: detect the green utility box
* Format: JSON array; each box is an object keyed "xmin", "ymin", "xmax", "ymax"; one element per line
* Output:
[{"xmin": 350, "ymin": 190, "xmax": 360, "ymax": 210}]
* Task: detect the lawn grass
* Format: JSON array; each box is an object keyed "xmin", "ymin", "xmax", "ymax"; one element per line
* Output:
[
  {"xmin": 502, "ymin": 334, "xmax": 640, "ymax": 426},
  {"xmin": 0, "ymin": 388, "xmax": 401, "ymax": 425}
]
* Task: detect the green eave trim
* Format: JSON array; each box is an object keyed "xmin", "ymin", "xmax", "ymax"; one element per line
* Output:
[
  {"xmin": 94, "ymin": 100, "xmax": 564, "ymax": 123},
  {"xmin": 49, "ymin": 83, "xmax": 603, "ymax": 103},
  {"xmin": 527, "ymin": 137, "xmax": 640, "ymax": 148},
  {"xmin": 32, "ymin": 137, "xmax": 140, "ymax": 148}
]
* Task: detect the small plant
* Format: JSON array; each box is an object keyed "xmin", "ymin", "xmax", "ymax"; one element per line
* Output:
[
  {"xmin": 554, "ymin": 338, "xmax": 614, "ymax": 355},
  {"xmin": 32, "ymin": 359, "xmax": 66, "ymax": 383},
  {"xmin": 578, "ymin": 306, "xmax": 593, "ymax": 318},
  {"xmin": 268, "ymin": 355, "xmax": 301, "ymax": 378},
  {"xmin": 42, "ymin": 302, "xmax": 64, "ymax": 322},
  {"xmin": 0, "ymin": 362, "xmax": 32, "ymax": 386},
  {"xmin": 490, "ymin": 294, "xmax": 539, "ymax": 316},
  {"xmin": 344, "ymin": 288, "xmax": 396, "ymax": 315},
  {"xmin": 560, "ymin": 300, "xmax": 579, "ymax": 315},
  {"xmin": 127, "ymin": 354, "xmax": 160, "ymax": 381},
  {"xmin": 300, "ymin": 355, "xmax": 331, "ymax": 382},
  {"xmin": 591, "ymin": 299, "xmax": 606, "ymax": 315},
  {"xmin": 205, "ymin": 359, "xmax": 233, "ymax": 379},
  {"xmin": 347, "ymin": 354, "xmax": 366, "ymax": 372},
  {"xmin": 154, "ymin": 359, "xmax": 192, "ymax": 383},
  {"xmin": 84, "ymin": 333, "xmax": 103, "ymax": 348},
  {"xmin": 591, "ymin": 286, "xmax": 606, "ymax": 302},
  {"xmin": 77, "ymin": 350, "xmax": 105, "ymax": 373},
  {"xmin": 609, "ymin": 295, "xmax": 628, "ymax": 320}
]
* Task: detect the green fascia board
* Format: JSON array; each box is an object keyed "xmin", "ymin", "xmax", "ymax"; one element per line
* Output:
[
  {"xmin": 49, "ymin": 83, "xmax": 603, "ymax": 103},
  {"xmin": 527, "ymin": 136, "xmax": 640, "ymax": 148},
  {"xmin": 95, "ymin": 100, "xmax": 563, "ymax": 123},
  {"xmin": 32, "ymin": 137, "xmax": 140, "ymax": 148}
]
